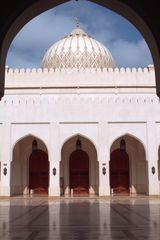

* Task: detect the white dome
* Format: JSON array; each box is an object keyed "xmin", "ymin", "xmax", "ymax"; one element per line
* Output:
[{"xmin": 41, "ymin": 26, "xmax": 116, "ymax": 70}]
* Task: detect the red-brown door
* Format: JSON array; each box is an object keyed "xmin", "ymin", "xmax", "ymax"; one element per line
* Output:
[
  {"xmin": 110, "ymin": 149, "xmax": 129, "ymax": 194},
  {"xmin": 29, "ymin": 149, "xmax": 49, "ymax": 194},
  {"xmin": 70, "ymin": 150, "xmax": 89, "ymax": 194}
]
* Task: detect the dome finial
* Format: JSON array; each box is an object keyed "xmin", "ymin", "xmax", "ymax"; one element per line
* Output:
[{"xmin": 74, "ymin": 17, "xmax": 79, "ymax": 28}]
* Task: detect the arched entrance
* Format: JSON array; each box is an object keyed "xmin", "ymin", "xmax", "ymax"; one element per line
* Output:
[
  {"xmin": 61, "ymin": 135, "xmax": 98, "ymax": 196},
  {"xmin": 29, "ymin": 149, "xmax": 49, "ymax": 194},
  {"xmin": 11, "ymin": 135, "xmax": 49, "ymax": 196},
  {"xmin": 110, "ymin": 134, "xmax": 148, "ymax": 195},
  {"xmin": 110, "ymin": 149, "xmax": 129, "ymax": 194},
  {"xmin": 69, "ymin": 149, "xmax": 89, "ymax": 194}
]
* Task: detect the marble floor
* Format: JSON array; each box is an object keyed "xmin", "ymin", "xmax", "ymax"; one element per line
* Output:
[{"xmin": 0, "ymin": 196, "xmax": 160, "ymax": 240}]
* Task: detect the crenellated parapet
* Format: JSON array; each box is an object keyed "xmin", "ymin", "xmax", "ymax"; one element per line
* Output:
[
  {"xmin": 5, "ymin": 65, "xmax": 156, "ymax": 91},
  {"xmin": 6, "ymin": 65, "xmax": 154, "ymax": 74}
]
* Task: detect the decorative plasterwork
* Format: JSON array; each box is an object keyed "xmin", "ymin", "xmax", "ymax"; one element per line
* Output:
[{"xmin": 41, "ymin": 27, "xmax": 116, "ymax": 70}]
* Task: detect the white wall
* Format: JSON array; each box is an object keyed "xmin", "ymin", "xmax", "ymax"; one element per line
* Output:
[{"xmin": 0, "ymin": 66, "xmax": 160, "ymax": 196}]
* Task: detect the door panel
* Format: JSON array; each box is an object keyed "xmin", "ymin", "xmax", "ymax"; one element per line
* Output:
[
  {"xmin": 70, "ymin": 150, "xmax": 89, "ymax": 194},
  {"xmin": 29, "ymin": 149, "xmax": 49, "ymax": 194},
  {"xmin": 110, "ymin": 149, "xmax": 129, "ymax": 194}
]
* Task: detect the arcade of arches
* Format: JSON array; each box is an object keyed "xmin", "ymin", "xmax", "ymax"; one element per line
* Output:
[{"xmin": 5, "ymin": 133, "xmax": 155, "ymax": 197}]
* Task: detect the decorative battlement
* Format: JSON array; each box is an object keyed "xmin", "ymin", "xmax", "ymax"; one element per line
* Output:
[
  {"xmin": 6, "ymin": 65, "xmax": 154, "ymax": 74},
  {"xmin": 5, "ymin": 65, "xmax": 156, "ymax": 90}
]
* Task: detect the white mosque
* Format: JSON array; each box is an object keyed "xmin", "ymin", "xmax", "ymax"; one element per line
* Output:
[{"xmin": 0, "ymin": 25, "xmax": 160, "ymax": 197}]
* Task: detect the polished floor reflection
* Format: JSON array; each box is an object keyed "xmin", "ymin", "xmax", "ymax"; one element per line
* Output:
[{"xmin": 0, "ymin": 196, "xmax": 160, "ymax": 239}]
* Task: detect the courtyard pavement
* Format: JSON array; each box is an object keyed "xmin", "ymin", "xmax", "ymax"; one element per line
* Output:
[{"xmin": 0, "ymin": 195, "xmax": 160, "ymax": 239}]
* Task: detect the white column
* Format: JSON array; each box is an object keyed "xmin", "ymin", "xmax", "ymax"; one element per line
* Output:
[
  {"xmin": 98, "ymin": 122, "xmax": 110, "ymax": 196},
  {"xmin": 49, "ymin": 122, "xmax": 60, "ymax": 196},
  {"xmin": 146, "ymin": 121, "xmax": 159, "ymax": 195},
  {"xmin": 0, "ymin": 123, "xmax": 11, "ymax": 196}
]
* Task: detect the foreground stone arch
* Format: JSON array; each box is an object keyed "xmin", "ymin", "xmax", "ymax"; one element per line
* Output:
[{"xmin": 0, "ymin": 0, "xmax": 160, "ymax": 98}]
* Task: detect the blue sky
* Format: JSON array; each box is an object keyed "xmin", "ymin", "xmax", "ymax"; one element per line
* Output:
[{"xmin": 6, "ymin": 0, "xmax": 153, "ymax": 68}]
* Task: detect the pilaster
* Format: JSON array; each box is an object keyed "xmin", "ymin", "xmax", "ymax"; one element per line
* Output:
[
  {"xmin": 0, "ymin": 123, "xmax": 11, "ymax": 196},
  {"xmin": 49, "ymin": 122, "xmax": 60, "ymax": 196},
  {"xmin": 98, "ymin": 122, "xmax": 110, "ymax": 196},
  {"xmin": 146, "ymin": 121, "xmax": 159, "ymax": 195}
]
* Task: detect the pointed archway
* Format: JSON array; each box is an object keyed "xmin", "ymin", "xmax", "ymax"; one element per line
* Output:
[
  {"xmin": 110, "ymin": 134, "xmax": 148, "ymax": 195},
  {"xmin": 61, "ymin": 135, "xmax": 98, "ymax": 196},
  {"xmin": 11, "ymin": 135, "xmax": 49, "ymax": 195},
  {"xmin": 69, "ymin": 149, "xmax": 89, "ymax": 195}
]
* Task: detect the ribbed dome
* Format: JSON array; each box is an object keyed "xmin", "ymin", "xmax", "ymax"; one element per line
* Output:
[{"xmin": 41, "ymin": 26, "xmax": 116, "ymax": 70}]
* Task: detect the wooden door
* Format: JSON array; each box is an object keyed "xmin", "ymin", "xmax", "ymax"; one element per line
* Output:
[
  {"xmin": 110, "ymin": 149, "xmax": 129, "ymax": 194},
  {"xmin": 29, "ymin": 149, "xmax": 49, "ymax": 194},
  {"xmin": 70, "ymin": 150, "xmax": 89, "ymax": 194}
]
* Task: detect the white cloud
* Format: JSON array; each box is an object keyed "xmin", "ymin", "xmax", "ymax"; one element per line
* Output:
[
  {"xmin": 6, "ymin": 9, "xmax": 75, "ymax": 68},
  {"xmin": 110, "ymin": 39, "xmax": 152, "ymax": 67}
]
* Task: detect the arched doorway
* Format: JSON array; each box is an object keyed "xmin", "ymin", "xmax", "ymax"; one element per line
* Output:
[
  {"xmin": 110, "ymin": 134, "xmax": 148, "ymax": 195},
  {"xmin": 11, "ymin": 135, "xmax": 49, "ymax": 196},
  {"xmin": 69, "ymin": 149, "xmax": 89, "ymax": 195},
  {"xmin": 29, "ymin": 149, "xmax": 49, "ymax": 194},
  {"xmin": 61, "ymin": 135, "xmax": 98, "ymax": 196},
  {"xmin": 110, "ymin": 149, "xmax": 129, "ymax": 194}
]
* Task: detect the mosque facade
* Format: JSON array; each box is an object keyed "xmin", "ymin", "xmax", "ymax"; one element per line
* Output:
[{"xmin": 0, "ymin": 26, "xmax": 160, "ymax": 197}]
